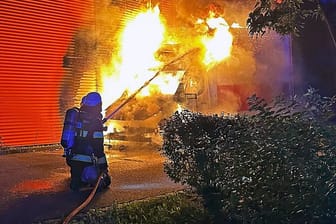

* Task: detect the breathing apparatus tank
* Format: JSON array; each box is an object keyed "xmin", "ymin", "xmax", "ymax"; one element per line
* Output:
[{"xmin": 61, "ymin": 107, "xmax": 80, "ymax": 157}]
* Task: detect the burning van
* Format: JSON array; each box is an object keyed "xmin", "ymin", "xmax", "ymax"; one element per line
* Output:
[{"xmin": 64, "ymin": 2, "xmax": 292, "ymax": 149}]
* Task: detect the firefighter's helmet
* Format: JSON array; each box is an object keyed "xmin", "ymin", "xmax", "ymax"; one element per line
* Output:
[
  {"xmin": 80, "ymin": 96, "xmax": 86, "ymax": 106},
  {"xmin": 82, "ymin": 92, "xmax": 102, "ymax": 106}
]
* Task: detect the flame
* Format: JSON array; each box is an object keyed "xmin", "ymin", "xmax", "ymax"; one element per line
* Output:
[
  {"xmin": 106, "ymin": 121, "xmax": 123, "ymax": 134},
  {"xmin": 107, "ymin": 122, "xmax": 116, "ymax": 133},
  {"xmin": 148, "ymin": 71, "xmax": 184, "ymax": 95},
  {"xmin": 231, "ymin": 22, "xmax": 244, "ymax": 28},
  {"xmin": 176, "ymin": 104, "xmax": 183, "ymax": 112},
  {"xmin": 99, "ymin": 6, "xmax": 237, "ymax": 117},
  {"xmin": 200, "ymin": 11, "xmax": 233, "ymax": 67},
  {"xmin": 101, "ymin": 5, "xmax": 181, "ymax": 109}
]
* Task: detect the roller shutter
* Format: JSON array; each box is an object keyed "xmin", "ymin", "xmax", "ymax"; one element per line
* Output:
[
  {"xmin": 0, "ymin": 0, "xmax": 175, "ymax": 149},
  {"xmin": 0, "ymin": 0, "xmax": 94, "ymax": 148}
]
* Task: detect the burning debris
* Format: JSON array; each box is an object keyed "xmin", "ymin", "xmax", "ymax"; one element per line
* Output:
[
  {"xmin": 66, "ymin": 0, "xmax": 292, "ymax": 147},
  {"xmin": 103, "ymin": 47, "xmax": 198, "ymax": 146}
]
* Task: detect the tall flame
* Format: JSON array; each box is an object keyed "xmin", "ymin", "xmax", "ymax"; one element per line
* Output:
[
  {"xmin": 100, "ymin": 6, "xmax": 235, "ymax": 114},
  {"xmin": 200, "ymin": 11, "xmax": 233, "ymax": 67},
  {"xmin": 101, "ymin": 5, "xmax": 181, "ymax": 109}
]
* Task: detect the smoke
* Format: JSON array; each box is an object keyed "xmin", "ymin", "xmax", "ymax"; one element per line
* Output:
[
  {"xmin": 253, "ymin": 34, "xmax": 292, "ymax": 100},
  {"xmin": 171, "ymin": 0, "xmax": 292, "ymax": 113},
  {"xmin": 94, "ymin": 1, "xmax": 125, "ymax": 67},
  {"xmin": 174, "ymin": 0, "xmax": 252, "ymax": 26}
]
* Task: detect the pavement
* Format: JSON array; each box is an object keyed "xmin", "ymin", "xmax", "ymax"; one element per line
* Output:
[{"xmin": 0, "ymin": 142, "xmax": 184, "ymax": 224}]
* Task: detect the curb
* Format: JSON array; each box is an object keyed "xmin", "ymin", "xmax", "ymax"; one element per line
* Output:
[{"xmin": 0, "ymin": 144, "xmax": 62, "ymax": 155}]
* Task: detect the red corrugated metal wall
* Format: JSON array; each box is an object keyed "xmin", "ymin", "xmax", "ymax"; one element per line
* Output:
[
  {"xmin": 0, "ymin": 0, "xmax": 175, "ymax": 148},
  {"xmin": 0, "ymin": 0, "xmax": 94, "ymax": 147}
]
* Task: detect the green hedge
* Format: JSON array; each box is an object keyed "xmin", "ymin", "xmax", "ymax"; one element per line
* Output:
[{"xmin": 159, "ymin": 88, "xmax": 336, "ymax": 223}]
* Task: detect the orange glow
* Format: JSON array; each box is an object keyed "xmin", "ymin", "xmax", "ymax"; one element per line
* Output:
[
  {"xmin": 106, "ymin": 120, "xmax": 123, "ymax": 134},
  {"xmin": 10, "ymin": 180, "xmax": 54, "ymax": 193},
  {"xmin": 101, "ymin": 5, "xmax": 182, "ymax": 109},
  {"xmin": 200, "ymin": 11, "xmax": 233, "ymax": 68},
  {"xmin": 176, "ymin": 104, "xmax": 183, "ymax": 112},
  {"xmin": 100, "ymin": 6, "xmax": 238, "ymax": 117},
  {"xmin": 149, "ymin": 71, "xmax": 185, "ymax": 95},
  {"xmin": 0, "ymin": 0, "xmax": 92, "ymax": 146},
  {"xmin": 231, "ymin": 22, "xmax": 244, "ymax": 28}
]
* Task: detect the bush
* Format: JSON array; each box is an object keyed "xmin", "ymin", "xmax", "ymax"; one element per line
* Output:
[{"xmin": 159, "ymin": 88, "xmax": 336, "ymax": 223}]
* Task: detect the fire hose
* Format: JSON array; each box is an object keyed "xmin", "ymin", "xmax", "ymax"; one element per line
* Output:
[
  {"xmin": 62, "ymin": 173, "xmax": 104, "ymax": 224},
  {"xmin": 62, "ymin": 47, "xmax": 199, "ymax": 224}
]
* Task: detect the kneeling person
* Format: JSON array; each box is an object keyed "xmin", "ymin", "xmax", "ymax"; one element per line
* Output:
[{"xmin": 62, "ymin": 92, "xmax": 111, "ymax": 191}]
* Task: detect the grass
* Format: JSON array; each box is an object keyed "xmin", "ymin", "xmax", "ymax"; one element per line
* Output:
[{"xmin": 36, "ymin": 191, "xmax": 210, "ymax": 224}]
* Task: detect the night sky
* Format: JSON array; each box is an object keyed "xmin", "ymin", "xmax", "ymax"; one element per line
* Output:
[{"xmin": 292, "ymin": 0, "xmax": 336, "ymax": 97}]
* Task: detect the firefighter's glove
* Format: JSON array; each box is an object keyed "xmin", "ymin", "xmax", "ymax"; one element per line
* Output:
[
  {"xmin": 65, "ymin": 156, "xmax": 72, "ymax": 166},
  {"xmin": 64, "ymin": 147, "xmax": 73, "ymax": 157},
  {"xmin": 64, "ymin": 148, "xmax": 73, "ymax": 166},
  {"xmin": 98, "ymin": 172, "xmax": 111, "ymax": 191}
]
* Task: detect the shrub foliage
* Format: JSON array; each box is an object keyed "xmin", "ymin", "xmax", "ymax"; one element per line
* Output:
[
  {"xmin": 159, "ymin": 88, "xmax": 336, "ymax": 223},
  {"xmin": 247, "ymin": 0, "xmax": 323, "ymax": 37}
]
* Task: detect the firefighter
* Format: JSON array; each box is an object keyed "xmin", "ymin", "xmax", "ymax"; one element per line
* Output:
[{"xmin": 63, "ymin": 92, "xmax": 111, "ymax": 191}]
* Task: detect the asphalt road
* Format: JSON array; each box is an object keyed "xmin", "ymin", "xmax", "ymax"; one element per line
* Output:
[{"xmin": 0, "ymin": 143, "xmax": 184, "ymax": 224}]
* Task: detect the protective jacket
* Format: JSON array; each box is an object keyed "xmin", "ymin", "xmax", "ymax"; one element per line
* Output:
[
  {"xmin": 66, "ymin": 98, "xmax": 110, "ymax": 191},
  {"xmin": 71, "ymin": 106, "xmax": 107, "ymax": 164}
]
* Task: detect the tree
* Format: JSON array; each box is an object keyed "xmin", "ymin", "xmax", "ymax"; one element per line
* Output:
[{"xmin": 247, "ymin": 0, "xmax": 324, "ymax": 36}]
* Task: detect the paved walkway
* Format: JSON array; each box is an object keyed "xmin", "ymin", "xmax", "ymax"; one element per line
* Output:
[{"xmin": 0, "ymin": 143, "xmax": 184, "ymax": 224}]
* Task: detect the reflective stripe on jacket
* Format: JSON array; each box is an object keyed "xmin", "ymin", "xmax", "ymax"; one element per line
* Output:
[
  {"xmin": 71, "ymin": 154, "xmax": 107, "ymax": 164},
  {"xmin": 76, "ymin": 130, "xmax": 104, "ymax": 138}
]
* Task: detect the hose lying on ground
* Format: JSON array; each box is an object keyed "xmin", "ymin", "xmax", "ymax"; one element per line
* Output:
[{"xmin": 62, "ymin": 173, "xmax": 104, "ymax": 224}]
